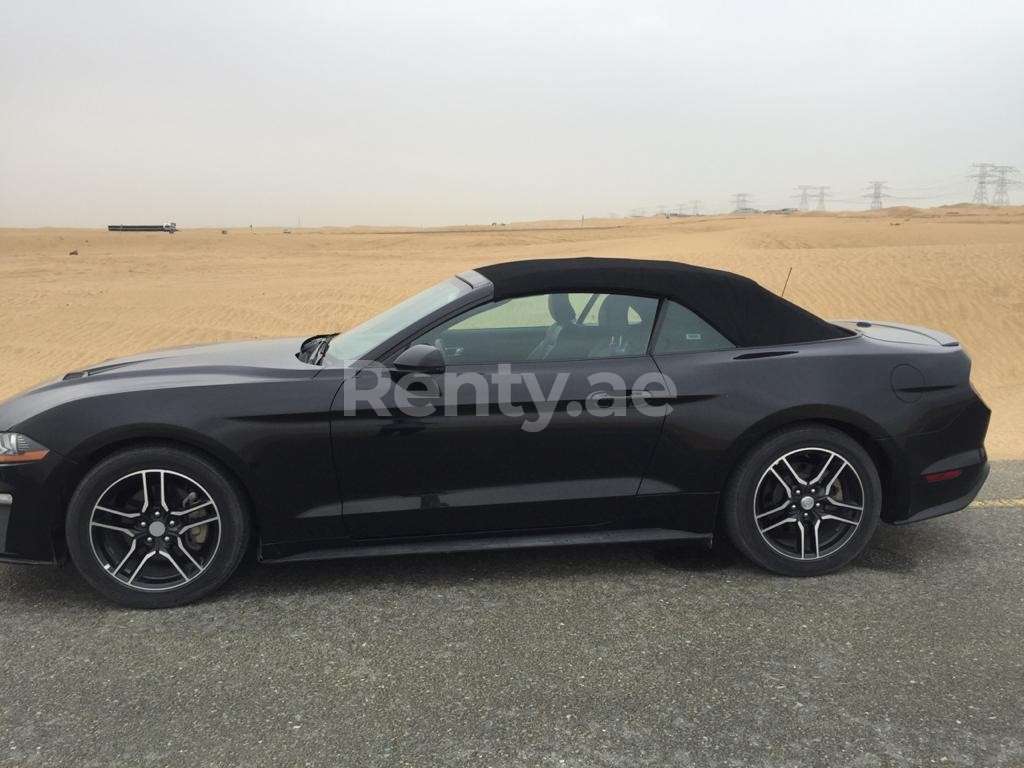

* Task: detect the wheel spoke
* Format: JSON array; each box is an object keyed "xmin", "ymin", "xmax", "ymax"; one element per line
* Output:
[
  {"xmin": 827, "ymin": 497, "xmax": 863, "ymax": 511},
  {"xmin": 96, "ymin": 505, "xmax": 141, "ymax": 519},
  {"xmin": 756, "ymin": 499, "xmax": 792, "ymax": 519},
  {"xmin": 823, "ymin": 459, "xmax": 849, "ymax": 494},
  {"xmin": 176, "ymin": 539, "xmax": 203, "ymax": 570},
  {"xmin": 159, "ymin": 549, "xmax": 189, "ymax": 581},
  {"xmin": 127, "ymin": 549, "xmax": 157, "ymax": 585},
  {"xmin": 761, "ymin": 516, "xmax": 797, "ymax": 533},
  {"xmin": 808, "ymin": 452, "xmax": 836, "ymax": 486},
  {"xmin": 781, "ymin": 457, "xmax": 808, "ymax": 486},
  {"xmin": 159, "ymin": 470, "xmax": 168, "ymax": 511},
  {"xmin": 769, "ymin": 467, "xmax": 793, "ymax": 498},
  {"xmin": 821, "ymin": 513, "xmax": 858, "ymax": 526},
  {"xmin": 178, "ymin": 515, "xmax": 219, "ymax": 535},
  {"xmin": 141, "ymin": 471, "xmax": 150, "ymax": 511},
  {"xmin": 813, "ymin": 518, "xmax": 821, "ymax": 558},
  {"xmin": 169, "ymin": 500, "xmax": 214, "ymax": 517},
  {"xmin": 112, "ymin": 539, "xmax": 138, "ymax": 574},
  {"xmin": 796, "ymin": 520, "xmax": 805, "ymax": 559},
  {"xmin": 91, "ymin": 521, "xmax": 137, "ymax": 537}
]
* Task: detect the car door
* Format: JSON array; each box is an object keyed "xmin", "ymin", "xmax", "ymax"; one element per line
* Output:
[
  {"xmin": 331, "ymin": 291, "xmax": 670, "ymax": 539},
  {"xmin": 642, "ymin": 299, "xmax": 742, "ymax": 505}
]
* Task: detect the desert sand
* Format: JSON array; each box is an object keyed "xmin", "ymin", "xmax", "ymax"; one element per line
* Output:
[{"xmin": 1, "ymin": 205, "xmax": 1022, "ymax": 457}]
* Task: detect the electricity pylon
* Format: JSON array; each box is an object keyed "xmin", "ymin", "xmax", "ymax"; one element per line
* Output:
[
  {"xmin": 865, "ymin": 181, "xmax": 889, "ymax": 210},
  {"xmin": 732, "ymin": 193, "xmax": 753, "ymax": 212},
  {"xmin": 969, "ymin": 163, "xmax": 995, "ymax": 204},
  {"xmin": 991, "ymin": 166, "xmax": 1020, "ymax": 206},
  {"xmin": 794, "ymin": 185, "xmax": 814, "ymax": 211},
  {"xmin": 815, "ymin": 186, "xmax": 831, "ymax": 211}
]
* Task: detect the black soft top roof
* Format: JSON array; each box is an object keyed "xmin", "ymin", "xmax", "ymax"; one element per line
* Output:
[{"xmin": 475, "ymin": 257, "xmax": 849, "ymax": 348}]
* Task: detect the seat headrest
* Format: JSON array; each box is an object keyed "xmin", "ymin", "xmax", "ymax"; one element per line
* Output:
[
  {"xmin": 548, "ymin": 294, "xmax": 576, "ymax": 325},
  {"xmin": 597, "ymin": 294, "xmax": 636, "ymax": 330},
  {"xmin": 598, "ymin": 294, "xmax": 657, "ymax": 330}
]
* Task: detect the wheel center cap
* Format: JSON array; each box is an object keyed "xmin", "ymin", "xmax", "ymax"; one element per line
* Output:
[
  {"xmin": 148, "ymin": 521, "xmax": 167, "ymax": 537},
  {"xmin": 799, "ymin": 496, "xmax": 816, "ymax": 511}
]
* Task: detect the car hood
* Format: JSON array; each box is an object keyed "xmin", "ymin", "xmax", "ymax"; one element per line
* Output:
[
  {"xmin": 60, "ymin": 337, "xmax": 314, "ymax": 378},
  {"xmin": 0, "ymin": 337, "xmax": 319, "ymax": 432}
]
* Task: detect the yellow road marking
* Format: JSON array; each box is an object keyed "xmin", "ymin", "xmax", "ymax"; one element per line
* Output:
[{"xmin": 969, "ymin": 498, "xmax": 1024, "ymax": 509}]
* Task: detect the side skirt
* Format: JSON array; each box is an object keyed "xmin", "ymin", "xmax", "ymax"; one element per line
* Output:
[{"xmin": 261, "ymin": 528, "xmax": 711, "ymax": 565}]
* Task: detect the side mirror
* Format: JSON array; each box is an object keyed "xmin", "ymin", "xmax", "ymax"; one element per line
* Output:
[{"xmin": 393, "ymin": 344, "xmax": 445, "ymax": 373}]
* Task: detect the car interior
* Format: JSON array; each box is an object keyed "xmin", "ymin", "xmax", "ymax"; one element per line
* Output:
[{"xmin": 419, "ymin": 292, "xmax": 661, "ymax": 365}]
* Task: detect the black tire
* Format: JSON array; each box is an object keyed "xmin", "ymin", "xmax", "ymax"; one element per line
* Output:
[
  {"xmin": 722, "ymin": 425, "xmax": 881, "ymax": 576},
  {"xmin": 66, "ymin": 445, "xmax": 249, "ymax": 608}
]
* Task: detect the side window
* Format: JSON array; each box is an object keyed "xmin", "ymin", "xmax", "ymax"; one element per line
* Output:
[
  {"xmin": 448, "ymin": 294, "xmax": 551, "ymax": 330},
  {"xmin": 574, "ymin": 294, "xmax": 648, "ymax": 327},
  {"xmin": 652, "ymin": 301, "xmax": 735, "ymax": 354},
  {"xmin": 415, "ymin": 292, "xmax": 659, "ymax": 364}
]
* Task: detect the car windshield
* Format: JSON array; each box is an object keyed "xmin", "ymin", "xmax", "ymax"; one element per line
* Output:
[{"xmin": 322, "ymin": 276, "xmax": 471, "ymax": 366}]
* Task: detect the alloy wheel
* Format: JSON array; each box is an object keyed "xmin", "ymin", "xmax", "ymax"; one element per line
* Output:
[
  {"xmin": 753, "ymin": 447, "xmax": 865, "ymax": 561},
  {"xmin": 88, "ymin": 469, "xmax": 222, "ymax": 592}
]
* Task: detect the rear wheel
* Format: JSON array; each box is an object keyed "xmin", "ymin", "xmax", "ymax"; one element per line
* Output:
[
  {"xmin": 66, "ymin": 446, "xmax": 249, "ymax": 608},
  {"xmin": 722, "ymin": 426, "xmax": 881, "ymax": 576}
]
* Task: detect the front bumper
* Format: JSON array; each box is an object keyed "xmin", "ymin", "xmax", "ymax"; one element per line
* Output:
[{"xmin": 0, "ymin": 454, "xmax": 71, "ymax": 564}]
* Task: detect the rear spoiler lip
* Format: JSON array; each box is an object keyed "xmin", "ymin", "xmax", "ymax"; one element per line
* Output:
[{"xmin": 831, "ymin": 320, "xmax": 960, "ymax": 347}]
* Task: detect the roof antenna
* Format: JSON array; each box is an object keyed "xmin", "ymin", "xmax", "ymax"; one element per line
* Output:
[{"xmin": 780, "ymin": 266, "xmax": 794, "ymax": 299}]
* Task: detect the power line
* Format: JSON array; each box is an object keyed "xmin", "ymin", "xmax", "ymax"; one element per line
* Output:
[{"xmin": 620, "ymin": 166, "xmax": 1013, "ymax": 222}]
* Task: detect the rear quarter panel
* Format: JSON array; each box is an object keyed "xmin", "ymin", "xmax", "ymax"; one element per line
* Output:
[{"xmin": 648, "ymin": 335, "xmax": 981, "ymax": 522}]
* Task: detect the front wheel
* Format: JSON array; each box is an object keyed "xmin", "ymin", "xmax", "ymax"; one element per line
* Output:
[
  {"xmin": 722, "ymin": 426, "xmax": 881, "ymax": 576},
  {"xmin": 66, "ymin": 445, "xmax": 249, "ymax": 608}
]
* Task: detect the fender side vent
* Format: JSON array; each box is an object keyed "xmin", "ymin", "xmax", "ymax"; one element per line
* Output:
[
  {"xmin": 733, "ymin": 350, "xmax": 798, "ymax": 361},
  {"xmin": 896, "ymin": 384, "xmax": 956, "ymax": 394}
]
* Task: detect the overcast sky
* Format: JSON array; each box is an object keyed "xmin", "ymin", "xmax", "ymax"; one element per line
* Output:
[{"xmin": 1, "ymin": 1, "xmax": 1021, "ymax": 227}]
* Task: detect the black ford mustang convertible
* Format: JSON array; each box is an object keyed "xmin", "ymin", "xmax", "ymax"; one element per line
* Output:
[{"xmin": 0, "ymin": 258, "xmax": 989, "ymax": 607}]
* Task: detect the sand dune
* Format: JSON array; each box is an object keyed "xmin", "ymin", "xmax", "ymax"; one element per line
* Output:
[{"xmin": 1, "ymin": 206, "xmax": 1022, "ymax": 457}]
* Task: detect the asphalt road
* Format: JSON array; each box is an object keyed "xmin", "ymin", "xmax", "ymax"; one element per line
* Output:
[{"xmin": 2, "ymin": 463, "xmax": 1023, "ymax": 768}]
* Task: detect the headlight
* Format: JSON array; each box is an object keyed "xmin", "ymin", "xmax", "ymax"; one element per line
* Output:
[{"xmin": 0, "ymin": 433, "xmax": 50, "ymax": 464}]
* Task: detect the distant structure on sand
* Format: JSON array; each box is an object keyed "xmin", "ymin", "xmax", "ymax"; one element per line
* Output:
[{"xmin": 108, "ymin": 222, "xmax": 177, "ymax": 233}]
